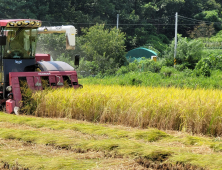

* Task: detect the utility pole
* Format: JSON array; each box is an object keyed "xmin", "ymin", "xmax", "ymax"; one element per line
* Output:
[
  {"xmin": 117, "ymin": 14, "xmax": 119, "ymax": 30},
  {"xmin": 174, "ymin": 12, "xmax": 178, "ymax": 68}
]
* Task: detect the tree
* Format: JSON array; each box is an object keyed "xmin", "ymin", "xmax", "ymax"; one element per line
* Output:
[
  {"xmin": 164, "ymin": 35, "xmax": 204, "ymax": 69},
  {"xmin": 79, "ymin": 24, "xmax": 126, "ymax": 75},
  {"xmin": 0, "ymin": 0, "xmax": 50, "ymax": 20},
  {"xmin": 187, "ymin": 22, "xmax": 215, "ymax": 39}
]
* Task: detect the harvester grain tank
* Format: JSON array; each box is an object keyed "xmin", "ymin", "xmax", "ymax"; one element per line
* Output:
[{"xmin": 0, "ymin": 19, "xmax": 81, "ymax": 114}]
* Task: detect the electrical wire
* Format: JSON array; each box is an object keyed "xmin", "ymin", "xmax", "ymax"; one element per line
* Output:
[
  {"xmin": 178, "ymin": 15, "xmax": 222, "ymax": 25},
  {"xmin": 1, "ymin": 14, "xmax": 221, "ymax": 27}
]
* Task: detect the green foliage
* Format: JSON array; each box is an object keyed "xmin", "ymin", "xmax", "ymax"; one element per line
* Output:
[
  {"xmin": 144, "ymin": 34, "xmax": 169, "ymax": 57},
  {"xmin": 117, "ymin": 59, "xmax": 162, "ymax": 75},
  {"xmin": 36, "ymin": 24, "xmax": 127, "ymax": 76},
  {"xmin": 204, "ymin": 31, "xmax": 222, "ymax": 48},
  {"xmin": 160, "ymin": 66, "xmax": 176, "ymax": 77},
  {"xmin": 194, "ymin": 58, "xmax": 211, "ymax": 77},
  {"xmin": 0, "ymin": 0, "xmax": 74, "ymax": 23},
  {"xmin": 174, "ymin": 64, "xmax": 187, "ymax": 71},
  {"xmin": 78, "ymin": 24, "xmax": 126, "ymax": 75},
  {"xmin": 80, "ymin": 69, "xmax": 222, "ymax": 89},
  {"xmin": 37, "ymin": 34, "xmax": 84, "ymax": 61},
  {"xmin": 164, "ymin": 35, "xmax": 204, "ymax": 69},
  {"xmin": 194, "ymin": 10, "xmax": 221, "ymax": 22},
  {"xmin": 116, "ymin": 66, "xmax": 129, "ymax": 75},
  {"xmin": 187, "ymin": 22, "xmax": 215, "ymax": 39},
  {"xmin": 141, "ymin": 60, "xmax": 162, "ymax": 73},
  {"xmin": 194, "ymin": 53, "xmax": 222, "ymax": 77},
  {"xmin": 80, "ymin": 24, "xmax": 125, "ymax": 62},
  {"xmin": 2, "ymin": 0, "xmax": 222, "ymax": 48}
]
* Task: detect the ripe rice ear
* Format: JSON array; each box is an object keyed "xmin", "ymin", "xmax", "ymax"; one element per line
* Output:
[{"xmin": 28, "ymin": 85, "xmax": 222, "ymax": 136}]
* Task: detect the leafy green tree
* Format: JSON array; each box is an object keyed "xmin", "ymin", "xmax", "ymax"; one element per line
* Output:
[
  {"xmin": 2, "ymin": 0, "xmax": 222, "ymax": 57},
  {"xmin": 164, "ymin": 35, "xmax": 204, "ymax": 69},
  {"xmin": 194, "ymin": 10, "xmax": 221, "ymax": 22},
  {"xmin": 0, "ymin": 0, "xmax": 50, "ymax": 20},
  {"xmin": 0, "ymin": 0, "xmax": 76, "ymax": 23},
  {"xmin": 78, "ymin": 24, "xmax": 126, "ymax": 75}
]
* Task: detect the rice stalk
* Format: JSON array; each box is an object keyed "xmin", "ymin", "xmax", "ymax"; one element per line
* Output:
[{"xmin": 26, "ymin": 85, "xmax": 222, "ymax": 136}]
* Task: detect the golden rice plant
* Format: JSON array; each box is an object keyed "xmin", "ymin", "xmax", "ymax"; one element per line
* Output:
[{"xmin": 30, "ymin": 85, "xmax": 222, "ymax": 136}]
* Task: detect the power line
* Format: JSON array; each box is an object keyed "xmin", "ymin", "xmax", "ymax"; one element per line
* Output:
[
  {"xmin": 178, "ymin": 15, "xmax": 222, "ymax": 25},
  {"xmin": 2, "ymin": 14, "xmax": 221, "ymax": 27}
]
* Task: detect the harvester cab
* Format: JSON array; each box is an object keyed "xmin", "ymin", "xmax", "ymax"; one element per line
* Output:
[{"xmin": 0, "ymin": 19, "xmax": 81, "ymax": 114}]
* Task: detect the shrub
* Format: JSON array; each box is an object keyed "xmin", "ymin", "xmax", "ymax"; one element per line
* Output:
[
  {"xmin": 164, "ymin": 35, "xmax": 204, "ymax": 69},
  {"xmin": 117, "ymin": 59, "xmax": 162, "ymax": 74},
  {"xmin": 116, "ymin": 66, "xmax": 129, "ymax": 75},
  {"xmin": 195, "ymin": 58, "xmax": 211, "ymax": 77},
  {"xmin": 175, "ymin": 64, "xmax": 187, "ymax": 71},
  {"xmin": 160, "ymin": 66, "xmax": 175, "ymax": 77},
  {"xmin": 139, "ymin": 59, "xmax": 162, "ymax": 73},
  {"xmin": 183, "ymin": 68, "xmax": 193, "ymax": 77},
  {"xmin": 146, "ymin": 60, "xmax": 162, "ymax": 73}
]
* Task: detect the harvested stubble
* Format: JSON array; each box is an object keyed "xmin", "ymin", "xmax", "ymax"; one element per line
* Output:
[{"xmin": 30, "ymin": 85, "xmax": 222, "ymax": 136}]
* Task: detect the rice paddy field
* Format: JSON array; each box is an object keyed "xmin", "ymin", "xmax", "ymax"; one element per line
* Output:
[
  {"xmin": 30, "ymin": 85, "xmax": 222, "ymax": 136},
  {"xmin": 3, "ymin": 83, "xmax": 222, "ymax": 169}
]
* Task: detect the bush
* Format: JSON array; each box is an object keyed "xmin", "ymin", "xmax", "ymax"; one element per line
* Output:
[
  {"xmin": 175, "ymin": 64, "xmax": 187, "ymax": 71},
  {"xmin": 146, "ymin": 60, "xmax": 162, "ymax": 73},
  {"xmin": 164, "ymin": 35, "xmax": 204, "ymax": 69},
  {"xmin": 209, "ymin": 55, "xmax": 222, "ymax": 70},
  {"xmin": 139, "ymin": 59, "xmax": 162, "ymax": 73},
  {"xmin": 144, "ymin": 34, "xmax": 169, "ymax": 57},
  {"xmin": 160, "ymin": 66, "xmax": 175, "ymax": 77},
  {"xmin": 116, "ymin": 66, "xmax": 129, "ymax": 75},
  {"xmin": 195, "ymin": 58, "xmax": 211, "ymax": 77},
  {"xmin": 183, "ymin": 68, "xmax": 193, "ymax": 77},
  {"xmin": 117, "ymin": 59, "xmax": 162, "ymax": 74}
]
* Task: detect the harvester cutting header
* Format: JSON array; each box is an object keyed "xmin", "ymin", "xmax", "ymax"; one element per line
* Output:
[{"xmin": 0, "ymin": 19, "xmax": 81, "ymax": 114}]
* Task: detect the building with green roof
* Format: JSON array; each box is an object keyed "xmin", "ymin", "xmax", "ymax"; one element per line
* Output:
[{"xmin": 126, "ymin": 47, "xmax": 157, "ymax": 62}]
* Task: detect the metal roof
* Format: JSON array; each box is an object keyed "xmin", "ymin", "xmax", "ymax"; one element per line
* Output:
[{"xmin": 126, "ymin": 47, "xmax": 157, "ymax": 59}]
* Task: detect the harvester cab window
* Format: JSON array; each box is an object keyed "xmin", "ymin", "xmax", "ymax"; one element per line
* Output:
[{"xmin": 4, "ymin": 28, "xmax": 38, "ymax": 59}]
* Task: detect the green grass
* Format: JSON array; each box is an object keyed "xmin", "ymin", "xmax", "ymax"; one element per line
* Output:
[
  {"xmin": 0, "ymin": 113, "xmax": 222, "ymax": 169},
  {"xmin": 79, "ymin": 70, "xmax": 222, "ymax": 89}
]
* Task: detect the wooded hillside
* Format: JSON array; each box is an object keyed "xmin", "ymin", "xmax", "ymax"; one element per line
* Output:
[{"xmin": 1, "ymin": 0, "xmax": 222, "ymax": 50}]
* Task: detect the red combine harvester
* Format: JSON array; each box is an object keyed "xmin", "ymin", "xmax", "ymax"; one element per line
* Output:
[{"xmin": 0, "ymin": 19, "xmax": 81, "ymax": 114}]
